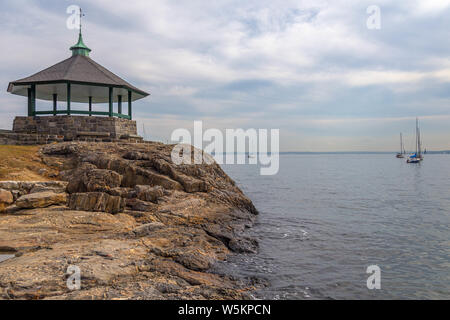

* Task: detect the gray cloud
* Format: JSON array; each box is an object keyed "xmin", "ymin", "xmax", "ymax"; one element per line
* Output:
[{"xmin": 0, "ymin": 0, "xmax": 450, "ymax": 151}]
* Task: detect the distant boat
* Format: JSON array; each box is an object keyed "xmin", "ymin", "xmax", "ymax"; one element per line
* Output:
[
  {"xmin": 396, "ymin": 133, "xmax": 405, "ymax": 158},
  {"xmin": 407, "ymin": 118, "xmax": 424, "ymax": 163}
]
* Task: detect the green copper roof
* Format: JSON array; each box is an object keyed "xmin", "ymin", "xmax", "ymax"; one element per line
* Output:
[{"xmin": 70, "ymin": 32, "xmax": 91, "ymax": 57}]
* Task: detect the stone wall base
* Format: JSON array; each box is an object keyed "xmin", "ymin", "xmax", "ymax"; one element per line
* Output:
[
  {"xmin": 13, "ymin": 116, "xmax": 138, "ymax": 139},
  {"xmin": 0, "ymin": 116, "xmax": 143, "ymax": 145},
  {"xmin": 1, "ymin": 116, "xmax": 144, "ymax": 145}
]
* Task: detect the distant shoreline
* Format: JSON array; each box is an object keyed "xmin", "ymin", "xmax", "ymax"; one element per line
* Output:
[
  {"xmin": 216, "ymin": 151, "xmax": 450, "ymax": 155},
  {"xmin": 279, "ymin": 151, "xmax": 450, "ymax": 155}
]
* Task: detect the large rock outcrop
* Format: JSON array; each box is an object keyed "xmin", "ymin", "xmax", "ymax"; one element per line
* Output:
[
  {"xmin": 0, "ymin": 142, "xmax": 260, "ymax": 300},
  {"xmin": 41, "ymin": 142, "xmax": 257, "ymax": 215}
]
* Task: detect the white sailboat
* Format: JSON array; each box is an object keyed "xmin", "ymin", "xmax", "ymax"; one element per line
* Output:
[{"xmin": 407, "ymin": 118, "xmax": 424, "ymax": 163}]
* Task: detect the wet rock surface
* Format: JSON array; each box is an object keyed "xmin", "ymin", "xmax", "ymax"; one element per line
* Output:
[{"xmin": 0, "ymin": 142, "xmax": 260, "ymax": 300}]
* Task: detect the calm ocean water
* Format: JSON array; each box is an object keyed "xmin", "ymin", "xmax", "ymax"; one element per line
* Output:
[{"xmin": 220, "ymin": 154, "xmax": 450, "ymax": 300}]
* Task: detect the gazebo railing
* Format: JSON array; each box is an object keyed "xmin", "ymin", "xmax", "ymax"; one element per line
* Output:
[
  {"xmin": 26, "ymin": 84, "xmax": 135, "ymax": 120},
  {"xmin": 34, "ymin": 110, "xmax": 131, "ymax": 120}
]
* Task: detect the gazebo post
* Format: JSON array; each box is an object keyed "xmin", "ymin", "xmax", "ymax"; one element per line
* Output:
[
  {"xmin": 128, "ymin": 90, "xmax": 132, "ymax": 120},
  {"xmin": 109, "ymin": 87, "xmax": 113, "ymax": 117},
  {"xmin": 27, "ymin": 88, "xmax": 32, "ymax": 117},
  {"xmin": 118, "ymin": 95, "xmax": 122, "ymax": 115},
  {"xmin": 53, "ymin": 94, "xmax": 57, "ymax": 116},
  {"xmin": 67, "ymin": 83, "xmax": 71, "ymax": 115},
  {"xmin": 89, "ymin": 96, "xmax": 92, "ymax": 116},
  {"xmin": 31, "ymin": 84, "xmax": 36, "ymax": 116}
]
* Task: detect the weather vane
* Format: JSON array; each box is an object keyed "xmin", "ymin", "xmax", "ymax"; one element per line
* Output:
[{"xmin": 79, "ymin": 7, "xmax": 85, "ymax": 34}]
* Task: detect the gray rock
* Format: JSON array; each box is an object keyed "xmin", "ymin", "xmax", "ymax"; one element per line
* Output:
[
  {"xmin": 30, "ymin": 185, "xmax": 66, "ymax": 194},
  {"xmin": 228, "ymin": 237, "xmax": 259, "ymax": 254},
  {"xmin": 0, "ymin": 181, "xmax": 20, "ymax": 191},
  {"xmin": 155, "ymin": 282, "xmax": 181, "ymax": 294},
  {"xmin": 0, "ymin": 181, "xmax": 68, "ymax": 194},
  {"xmin": 108, "ymin": 187, "xmax": 134, "ymax": 198},
  {"xmin": 132, "ymin": 222, "xmax": 165, "ymax": 237},
  {"xmin": 174, "ymin": 253, "xmax": 213, "ymax": 271},
  {"xmin": 10, "ymin": 190, "xmax": 23, "ymax": 202},
  {"xmin": 126, "ymin": 198, "xmax": 157, "ymax": 212}
]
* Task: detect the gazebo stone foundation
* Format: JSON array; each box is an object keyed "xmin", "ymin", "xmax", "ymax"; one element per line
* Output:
[
  {"xmin": 13, "ymin": 116, "xmax": 137, "ymax": 139},
  {"xmin": 0, "ymin": 116, "xmax": 142, "ymax": 145}
]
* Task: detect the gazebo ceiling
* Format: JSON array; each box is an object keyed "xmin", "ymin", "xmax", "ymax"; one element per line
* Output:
[{"xmin": 7, "ymin": 53, "xmax": 149, "ymax": 103}]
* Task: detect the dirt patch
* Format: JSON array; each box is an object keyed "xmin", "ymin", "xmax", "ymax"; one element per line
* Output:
[{"xmin": 0, "ymin": 145, "xmax": 57, "ymax": 181}]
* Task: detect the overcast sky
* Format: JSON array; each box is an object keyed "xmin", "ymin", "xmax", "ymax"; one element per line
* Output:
[{"xmin": 1, "ymin": 0, "xmax": 450, "ymax": 151}]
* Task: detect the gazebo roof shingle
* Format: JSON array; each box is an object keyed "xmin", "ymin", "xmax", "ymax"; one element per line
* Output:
[{"xmin": 8, "ymin": 54, "xmax": 149, "ymax": 97}]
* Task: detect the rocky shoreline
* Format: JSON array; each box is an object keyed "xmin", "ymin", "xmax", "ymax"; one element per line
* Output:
[{"xmin": 0, "ymin": 142, "xmax": 260, "ymax": 300}]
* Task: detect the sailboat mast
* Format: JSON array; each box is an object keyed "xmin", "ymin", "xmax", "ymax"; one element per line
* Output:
[
  {"xmin": 402, "ymin": 133, "xmax": 406, "ymax": 154},
  {"xmin": 418, "ymin": 120, "xmax": 422, "ymax": 158},
  {"xmin": 400, "ymin": 133, "xmax": 403, "ymax": 154},
  {"xmin": 415, "ymin": 118, "xmax": 418, "ymax": 155}
]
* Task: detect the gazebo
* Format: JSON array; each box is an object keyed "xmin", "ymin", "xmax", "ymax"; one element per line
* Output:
[{"xmin": 7, "ymin": 27, "xmax": 149, "ymax": 120}]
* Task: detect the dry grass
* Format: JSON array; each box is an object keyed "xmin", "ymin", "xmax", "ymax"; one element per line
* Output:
[{"xmin": 0, "ymin": 145, "xmax": 57, "ymax": 181}]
